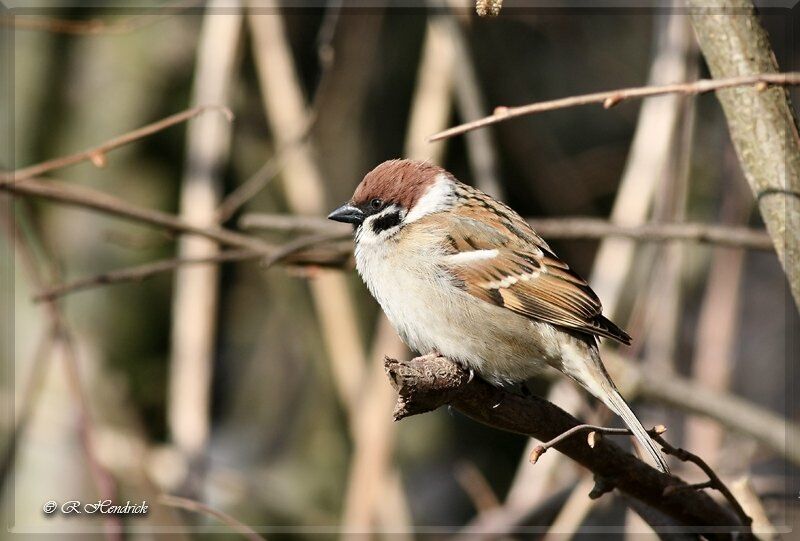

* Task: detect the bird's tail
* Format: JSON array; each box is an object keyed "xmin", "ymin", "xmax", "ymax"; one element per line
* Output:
[
  {"xmin": 565, "ymin": 345, "xmax": 670, "ymax": 473},
  {"xmin": 603, "ymin": 385, "xmax": 670, "ymax": 474}
]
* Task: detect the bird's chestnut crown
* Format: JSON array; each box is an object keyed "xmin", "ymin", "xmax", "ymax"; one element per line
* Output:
[{"xmin": 328, "ymin": 159, "xmax": 446, "ymax": 227}]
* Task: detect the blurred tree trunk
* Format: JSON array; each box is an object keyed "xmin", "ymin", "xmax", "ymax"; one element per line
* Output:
[
  {"xmin": 687, "ymin": 0, "xmax": 800, "ymax": 310},
  {"xmin": 168, "ymin": 5, "xmax": 242, "ymax": 477}
]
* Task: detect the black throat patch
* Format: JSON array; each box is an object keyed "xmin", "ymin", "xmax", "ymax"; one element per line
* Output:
[{"xmin": 371, "ymin": 210, "xmax": 402, "ymax": 234}]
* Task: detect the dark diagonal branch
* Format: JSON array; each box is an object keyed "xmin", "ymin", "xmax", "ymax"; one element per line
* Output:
[{"xmin": 385, "ymin": 354, "xmax": 750, "ymax": 538}]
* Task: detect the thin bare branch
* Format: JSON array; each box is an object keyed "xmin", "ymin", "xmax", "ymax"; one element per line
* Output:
[
  {"xmin": 0, "ymin": 0, "xmax": 201, "ymax": 36},
  {"xmin": 429, "ymin": 72, "xmax": 800, "ymax": 142},
  {"xmin": 652, "ymin": 433, "xmax": 752, "ymax": 531},
  {"xmin": 240, "ymin": 212, "xmax": 772, "ymax": 250},
  {"xmin": 526, "ymin": 419, "xmax": 751, "ymax": 518},
  {"xmin": 34, "ymin": 250, "xmax": 260, "ymax": 302},
  {"xmin": 1, "ymin": 178, "xmax": 272, "ymax": 252},
  {"xmin": 528, "ymin": 424, "xmax": 653, "ymax": 465},
  {"xmin": 606, "ymin": 350, "xmax": 800, "ymax": 467},
  {"xmin": 216, "ymin": 117, "xmax": 316, "ymax": 223},
  {"xmin": 0, "ymin": 105, "xmax": 233, "ymax": 184},
  {"xmin": 158, "ymin": 494, "xmax": 267, "ymax": 541},
  {"xmin": 214, "ymin": 0, "xmax": 339, "ymax": 224},
  {"xmin": 2, "ymin": 207, "xmax": 122, "ymax": 540},
  {"xmin": 32, "ymin": 232, "xmax": 346, "ymax": 302}
]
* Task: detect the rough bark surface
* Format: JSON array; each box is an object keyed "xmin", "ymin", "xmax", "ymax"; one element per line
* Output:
[
  {"xmin": 687, "ymin": 0, "xmax": 800, "ymax": 309},
  {"xmin": 385, "ymin": 355, "xmax": 745, "ymax": 538}
]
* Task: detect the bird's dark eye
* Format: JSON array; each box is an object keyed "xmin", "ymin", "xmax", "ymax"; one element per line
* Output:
[{"xmin": 370, "ymin": 198, "xmax": 383, "ymax": 210}]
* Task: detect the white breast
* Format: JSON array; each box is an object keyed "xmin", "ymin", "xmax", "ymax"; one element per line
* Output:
[{"xmin": 354, "ymin": 228, "xmax": 561, "ymax": 385}]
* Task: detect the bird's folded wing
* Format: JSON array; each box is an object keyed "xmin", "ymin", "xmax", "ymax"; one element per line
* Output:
[{"xmin": 438, "ymin": 215, "xmax": 631, "ymax": 344}]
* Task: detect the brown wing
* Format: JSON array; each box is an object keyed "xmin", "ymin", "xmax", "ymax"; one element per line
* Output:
[{"xmin": 437, "ymin": 213, "xmax": 631, "ymax": 345}]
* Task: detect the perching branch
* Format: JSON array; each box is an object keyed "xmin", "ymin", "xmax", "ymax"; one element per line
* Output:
[
  {"xmin": 385, "ymin": 354, "xmax": 748, "ymax": 537},
  {"xmin": 529, "ymin": 424, "xmax": 752, "ymax": 529},
  {"xmin": 428, "ymin": 72, "xmax": 800, "ymax": 142}
]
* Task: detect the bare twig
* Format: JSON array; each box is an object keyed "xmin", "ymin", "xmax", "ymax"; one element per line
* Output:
[
  {"xmin": 0, "ymin": 0, "xmax": 201, "ymax": 35},
  {"xmin": 385, "ymin": 354, "xmax": 744, "ymax": 536},
  {"xmin": 214, "ymin": 126, "xmax": 309, "ymax": 223},
  {"xmin": 429, "ymin": 72, "xmax": 800, "ymax": 142},
  {"xmin": 525, "ymin": 218, "xmax": 770, "ymax": 249},
  {"xmin": 651, "ymin": 433, "xmax": 752, "ymax": 531},
  {"xmin": 158, "ymin": 494, "xmax": 267, "ymax": 541},
  {"xmin": 34, "ymin": 249, "xmax": 260, "ymax": 302},
  {"xmin": 2, "ymin": 207, "xmax": 122, "ymax": 540},
  {"xmin": 240, "ymin": 212, "xmax": 773, "ymax": 250},
  {"xmin": 1, "ymin": 106, "xmax": 233, "ymax": 184},
  {"xmin": 1, "ymin": 178, "xmax": 273, "ymax": 252},
  {"xmin": 529, "ymin": 419, "xmax": 726, "ymax": 527},
  {"xmin": 528, "ymin": 424, "xmax": 656, "ymax": 466},
  {"xmin": 32, "ymin": 232, "xmax": 346, "ymax": 302},
  {"xmin": 215, "ymin": 0, "xmax": 339, "ymax": 224},
  {"xmin": 730, "ymin": 477, "xmax": 777, "ymax": 540},
  {"xmin": 605, "ymin": 351, "xmax": 800, "ymax": 467}
]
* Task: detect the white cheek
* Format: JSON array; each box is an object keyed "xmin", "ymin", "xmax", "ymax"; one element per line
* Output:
[
  {"xmin": 355, "ymin": 221, "xmax": 381, "ymax": 245},
  {"xmin": 405, "ymin": 173, "xmax": 455, "ymax": 223}
]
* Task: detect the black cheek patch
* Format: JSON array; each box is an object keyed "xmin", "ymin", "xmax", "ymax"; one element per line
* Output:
[{"xmin": 371, "ymin": 210, "xmax": 402, "ymax": 234}]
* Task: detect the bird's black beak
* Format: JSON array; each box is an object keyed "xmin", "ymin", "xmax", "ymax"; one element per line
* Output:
[{"xmin": 327, "ymin": 204, "xmax": 365, "ymax": 225}]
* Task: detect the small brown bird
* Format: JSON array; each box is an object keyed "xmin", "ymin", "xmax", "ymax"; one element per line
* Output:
[{"xmin": 328, "ymin": 159, "xmax": 669, "ymax": 473}]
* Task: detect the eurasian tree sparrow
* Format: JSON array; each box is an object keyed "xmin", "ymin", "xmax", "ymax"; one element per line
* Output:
[{"xmin": 328, "ymin": 159, "xmax": 669, "ymax": 473}]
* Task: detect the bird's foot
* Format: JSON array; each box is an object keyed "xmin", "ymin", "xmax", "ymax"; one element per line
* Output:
[{"xmin": 467, "ymin": 368, "xmax": 475, "ymax": 384}]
